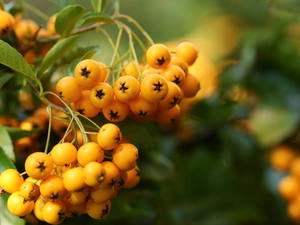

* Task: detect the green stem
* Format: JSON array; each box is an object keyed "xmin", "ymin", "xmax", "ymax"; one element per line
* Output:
[
  {"xmin": 115, "ymin": 14, "xmax": 154, "ymax": 45},
  {"xmin": 115, "ymin": 21, "xmax": 142, "ymax": 80},
  {"xmin": 77, "ymin": 114, "xmax": 101, "ymax": 130},
  {"xmin": 44, "ymin": 106, "xmax": 53, "ymax": 154},
  {"xmin": 43, "ymin": 91, "xmax": 89, "ymax": 144},
  {"xmin": 23, "ymin": 1, "xmax": 49, "ymax": 21},
  {"xmin": 0, "ymin": 0, "xmax": 4, "ymax": 10}
]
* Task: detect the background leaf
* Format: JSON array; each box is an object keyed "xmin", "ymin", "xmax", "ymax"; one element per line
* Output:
[
  {"xmin": 0, "ymin": 74, "xmax": 14, "ymax": 89},
  {"xmin": 76, "ymin": 12, "xmax": 114, "ymax": 28},
  {"xmin": 79, "ymin": 114, "xmax": 154, "ymax": 146},
  {"xmin": 0, "ymin": 40, "xmax": 41, "ymax": 89},
  {"xmin": 91, "ymin": 0, "xmax": 107, "ymax": 12},
  {"xmin": 55, "ymin": 5, "xmax": 86, "ymax": 37},
  {"xmin": 37, "ymin": 35, "xmax": 80, "ymax": 77},
  {"xmin": 0, "ymin": 125, "xmax": 15, "ymax": 162},
  {"xmin": 5, "ymin": 127, "xmax": 41, "ymax": 143}
]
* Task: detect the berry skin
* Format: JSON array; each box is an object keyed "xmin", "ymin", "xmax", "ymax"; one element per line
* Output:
[
  {"xmin": 123, "ymin": 165, "xmax": 140, "ymax": 188},
  {"xmin": 73, "ymin": 90, "xmax": 102, "ymax": 118},
  {"xmin": 86, "ymin": 199, "xmax": 111, "ymax": 220},
  {"xmin": 19, "ymin": 180, "xmax": 40, "ymax": 201},
  {"xmin": 63, "ymin": 167, "xmax": 86, "ymax": 192},
  {"xmin": 40, "ymin": 175, "xmax": 68, "ymax": 201},
  {"xmin": 56, "ymin": 76, "xmax": 82, "ymax": 103},
  {"xmin": 25, "ymin": 152, "xmax": 53, "ymax": 180},
  {"xmin": 33, "ymin": 197, "xmax": 45, "ymax": 221},
  {"xmin": 181, "ymin": 72, "xmax": 201, "ymax": 98},
  {"xmin": 129, "ymin": 93, "xmax": 157, "ymax": 118},
  {"xmin": 0, "ymin": 169, "xmax": 24, "ymax": 194},
  {"xmin": 0, "ymin": 10, "xmax": 15, "ymax": 37},
  {"xmin": 77, "ymin": 142, "xmax": 104, "ymax": 167},
  {"xmin": 157, "ymin": 81, "xmax": 182, "ymax": 110},
  {"xmin": 98, "ymin": 161, "xmax": 120, "ymax": 189},
  {"xmin": 97, "ymin": 61, "xmax": 110, "ymax": 82},
  {"xmin": 50, "ymin": 142, "xmax": 77, "ymax": 166},
  {"xmin": 146, "ymin": 44, "xmax": 171, "ymax": 69},
  {"xmin": 102, "ymin": 96, "xmax": 130, "ymax": 123},
  {"xmin": 7, "ymin": 191, "xmax": 35, "ymax": 217},
  {"xmin": 121, "ymin": 60, "xmax": 141, "ymax": 78},
  {"xmin": 156, "ymin": 104, "xmax": 181, "ymax": 125},
  {"xmin": 114, "ymin": 75, "xmax": 140, "ymax": 103},
  {"xmin": 65, "ymin": 185, "xmax": 90, "ymax": 205},
  {"xmin": 83, "ymin": 161, "xmax": 106, "ymax": 187},
  {"xmin": 42, "ymin": 200, "xmax": 67, "ymax": 225},
  {"xmin": 176, "ymin": 41, "xmax": 198, "ymax": 66},
  {"xmin": 74, "ymin": 59, "xmax": 102, "ymax": 88},
  {"xmin": 47, "ymin": 13, "xmax": 57, "ymax": 35},
  {"xmin": 140, "ymin": 74, "xmax": 169, "ymax": 103},
  {"xmin": 97, "ymin": 123, "xmax": 122, "ymax": 150},
  {"xmin": 278, "ymin": 175, "xmax": 300, "ymax": 201},
  {"xmin": 161, "ymin": 65, "xmax": 186, "ymax": 87},
  {"xmin": 270, "ymin": 145, "xmax": 295, "ymax": 172},
  {"xmin": 112, "ymin": 143, "xmax": 139, "ymax": 171},
  {"xmin": 89, "ymin": 186, "xmax": 115, "ymax": 203},
  {"xmin": 90, "ymin": 82, "xmax": 114, "ymax": 108}
]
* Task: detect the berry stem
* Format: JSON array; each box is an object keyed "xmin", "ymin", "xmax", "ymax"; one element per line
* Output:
[
  {"xmin": 23, "ymin": 1, "xmax": 49, "ymax": 21},
  {"xmin": 115, "ymin": 14, "xmax": 154, "ymax": 45},
  {"xmin": 44, "ymin": 106, "xmax": 53, "ymax": 154}
]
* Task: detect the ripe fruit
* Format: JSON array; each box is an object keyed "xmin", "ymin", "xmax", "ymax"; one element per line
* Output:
[
  {"xmin": 77, "ymin": 142, "xmax": 104, "ymax": 167},
  {"xmin": 114, "ymin": 75, "xmax": 140, "ymax": 103},
  {"xmin": 83, "ymin": 161, "xmax": 106, "ymax": 187},
  {"xmin": 74, "ymin": 59, "xmax": 102, "ymax": 88},
  {"xmin": 25, "ymin": 152, "xmax": 53, "ymax": 180},
  {"xmin": 40, "ymin": 175, "xmax": 68, "ymax": 201},
  {"xmin": 56, "ymin": 76, "xmax": 82, "ymax": 103},
  {"xmin": 180, "ymin": 72, "xmax": 201, "ymax": 98},
  {"xmin": 42, "ymin": 200, "xmax": 67, "ymax": 224},
  {"xmin": 161, "ymin": 65, "xmax": 186, "ymax": 87},
  {"xmin": 97, "ymin": 123, "xmax": 122, "ymax": 150},
  {"xmin": 123, "ymin": 165, "xmax": 140, "ymax": 188},
  {"xmin": 0, "ymin": 169, "xmax": 24, "ymax": 194},
  {"xmin": 278, "ymin": 175, "xmax": 300, "ymax": 201},
  {"xmin": 63, "ymin": 167, "xmax": 86, "ymax": 192},
  {"xmin": 90, "ymin": 82, "xmax": 114, "ymax": 108},
  {"xmin": 176, "ymin": 41, "xmax": 198, "ymax": 66},
  {"xmin": 102, "ymin": 97, "xmax": 130, "ymax": 122},
  {"xmin": 86, "ymin": 199, "xmax": 111, "ymax": 219},
  {"xmin": 140, "ymin": 74, "xmax": 169, "ymax": 103},
  {"xmin": 7, "ymin": 191, "xmax": 34, "ymax": 217},
  {"xmin": 50, "ymin": 142, "xmax": 77, "ymax": 166},
  {"xmin": 98, "ymin": 161, "xmax": 120, "ymax": 189},
  {"xmin": 270, "ymin": 145, "xmax": 295, "ymax": 172},
  {"xmin": 0, "ymin": 10, "xmax": 15, "ymax": 37},
  {"xmin": 146, "ymin": 44, "xmax": 171, "ymax": 69},
  {"xmin": 19, "ymin": 180, "xmax": 40, "ymax": 201},
  {"xmin": 73, "ymin": 90, "xmax": 102, "ymax": 118},
  {"xmin": 112, "ymin": 143, "xmax": 139, "ymax": 171}
]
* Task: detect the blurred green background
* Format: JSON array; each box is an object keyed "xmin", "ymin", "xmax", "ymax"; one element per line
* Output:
[{"xmin": 3, "ymin": 0, "xmax": 300, "ymax": 224}]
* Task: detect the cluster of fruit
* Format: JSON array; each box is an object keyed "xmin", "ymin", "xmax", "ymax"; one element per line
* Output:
[
  {"xmin": 0, "ymin": 9, "xmax": 56, "ymax": 63},
  {"xmin": 55, "ymin": 42, "xmax": 200, "ymax": 125},
  {"xmin": 0, "ymin": 123, "xmax": 140, "ymax": 224},
  {"xmin": 270, "ymin": 144, "xmax": 300, "ymax": 223}
]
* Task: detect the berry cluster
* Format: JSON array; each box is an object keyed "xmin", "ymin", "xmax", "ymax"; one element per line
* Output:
[
  {"xmin": 55, "ymin": 42, "xmax": 200, "ymax": 125},
  {"xmin": 0, "ymin": 123, "xmax": 140, "ymax": 224},
  {"xmin": 270, "ymin": 145, "xmax": 300, "ymax": 223},
  {"xmin": 0, "ymin": 8, "xmax": 57, "ymax": 63}
]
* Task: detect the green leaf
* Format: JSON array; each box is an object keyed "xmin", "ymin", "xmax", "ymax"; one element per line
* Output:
[
  {"xmin": 91, "ymin": 0, "xmax": 107, "ymax": 12},
  {"xmin": 0, "ymin": 74, "xmax": 14, "ymax": 89},
  {"xmin": 0, "ymin": 40, "xmax": 41, "ymax": 90},
  {"xmin": 0, "ymin": 125, "xmax": 15, "ymax": 162},
  {"xmin": 5, "ymin": 127, "xmax": 41, "ymax": 143},
  {"xmin": 76, "ymin": 11, "xmax": 114, "ymax": 28},
  {"xmin": 37, "ymin": 35, "xmax": 80, "ymax": 77},
  {"xmin": 249, "ymin": 104, "xmax": 299, "ymax": 148},
  {"xmin": 55, "ymin": 5, "xmax": 86, "ymax": 37},
  {"xmin": 60, "ymin": 45, "xmax": 100, "ymax": 65},
  {"xmin": 79, "ymin": 114, "xmax": 154, "ymax": 146},
  {"xmin": 0, "ymin": 150, "xmax": 25, "ymax": 225},
  {"xmin": 49, "ymin": 0, "xmax": 75, "ymax": 7}
]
